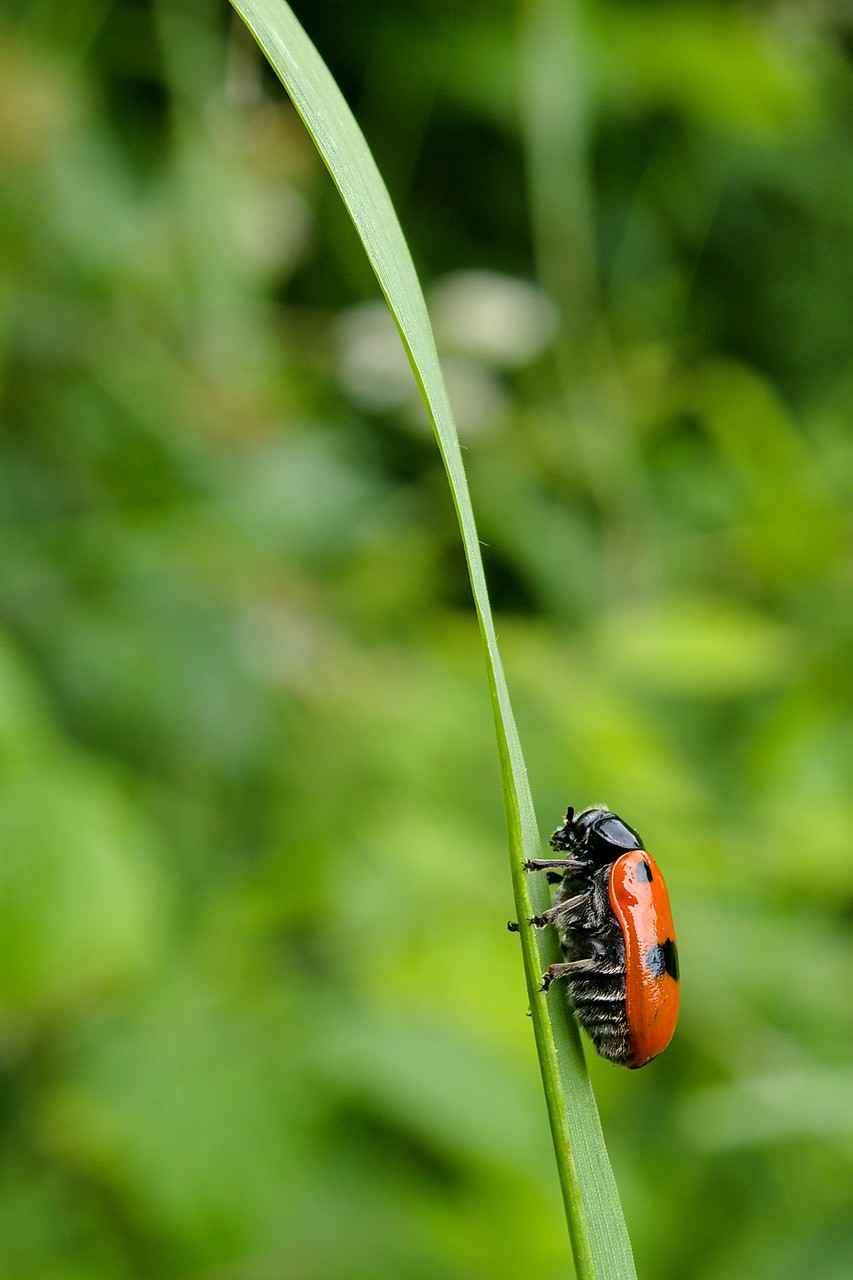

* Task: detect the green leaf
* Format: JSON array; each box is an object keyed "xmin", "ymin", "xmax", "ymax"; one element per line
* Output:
[{"xmin": 227, "ymin": 3, "xmax": 637, "ymax": 1275}]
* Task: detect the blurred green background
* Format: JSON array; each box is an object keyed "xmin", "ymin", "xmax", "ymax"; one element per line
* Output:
[{"xmin": 1, "ymin": 1, "xmax": 853, "ymax": 1277}]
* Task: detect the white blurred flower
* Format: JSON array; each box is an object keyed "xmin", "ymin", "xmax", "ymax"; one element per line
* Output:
[
  {"xmin": 421, "ymin": 358, "xmax": 509, "ymax": 437},
  {"xmin": 428, "ymin": 270, "xmax": 558, "ymax": 368},
  {"xmin": 233, "ymin": 181, "xmax": 311, "ymax": 275},
  {"xmin": 335, "ymin": 272, "xmax": 552, "ymax": 435},
  {"xmin": 335, "ymin": 301, "xmax": 413, "ymax": 411}
]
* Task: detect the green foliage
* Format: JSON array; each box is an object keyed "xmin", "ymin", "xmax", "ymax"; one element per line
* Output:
[{"xmin": 1, "ymin": 2, "xmax": 853, "ymax": 1278}]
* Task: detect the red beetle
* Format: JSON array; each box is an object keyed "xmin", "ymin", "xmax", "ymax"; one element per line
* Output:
[{"xmin": 524, "ymin": 805, "xmax": 679, "ymax": 1068}]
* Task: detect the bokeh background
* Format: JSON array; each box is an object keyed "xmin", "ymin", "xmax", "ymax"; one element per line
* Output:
[{"xmin": 2, "ymin": 0, "xmax": 853, "ymax": 1276}]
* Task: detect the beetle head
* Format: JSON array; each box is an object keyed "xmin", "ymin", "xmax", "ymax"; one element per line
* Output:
[{"xmin": 556, "ymin": 805, "xmax": 644, "ymax": 867}]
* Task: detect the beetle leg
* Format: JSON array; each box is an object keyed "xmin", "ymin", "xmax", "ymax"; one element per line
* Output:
[
  {"xmin": 578, "ymin": 877, "xmax": 612, "ymax": 932},
  {"xmin": 524, "ymin": 857, "xmax": 586, "ymax": 873},
  {"xmin": 540, "ymin": 959, "xmax": 596, "ymax": 991},
  {"xmin": 528, "ymin": 894, "xmax": 586, "ymax": 930}
]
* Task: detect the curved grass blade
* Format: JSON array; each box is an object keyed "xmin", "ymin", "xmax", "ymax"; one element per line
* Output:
[{"xmin": 228, "ymin": 3, "xmax": 637, "ymax": 1275}]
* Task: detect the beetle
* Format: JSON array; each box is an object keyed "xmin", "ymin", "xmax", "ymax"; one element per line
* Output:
[{"xmin": 523, "ymin": 804, "xmax": 679, "ymax": 1068}]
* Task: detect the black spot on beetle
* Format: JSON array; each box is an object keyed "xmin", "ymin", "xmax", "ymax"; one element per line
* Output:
[
  {"xmin": 646, "ymin": 938, "xmax": 680, "ymax": 980},
  {"xmin": 635, "ymin": 860, "xmax": 653, "ymax": 883},
  {"xmin": 662, "ymin": 937, "xmax": 679, "ymax": 980}
]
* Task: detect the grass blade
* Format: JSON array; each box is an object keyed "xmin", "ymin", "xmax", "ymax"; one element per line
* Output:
[{"xmin": 228, "ymin": 3, "xmax": 637, "ymax": 1274}]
